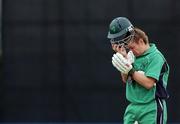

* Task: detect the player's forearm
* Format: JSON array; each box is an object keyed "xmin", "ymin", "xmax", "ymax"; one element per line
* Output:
[
  {"xmin": 121, "ymin": 73, "xmax": 128, "ymax": 83},
  {"xmin": 131, "ymin": 71, "xmax": 155, "ymax": 89}
]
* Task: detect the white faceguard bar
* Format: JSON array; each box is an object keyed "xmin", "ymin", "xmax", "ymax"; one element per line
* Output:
[{"xmin": 110, "ymin": 33, "xmax": 134, "ymax": 45}]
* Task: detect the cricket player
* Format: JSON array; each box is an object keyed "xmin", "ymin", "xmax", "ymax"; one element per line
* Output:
[{"xmin": 107, "ymin": 17, "xmax": 170, "ymax": 124}]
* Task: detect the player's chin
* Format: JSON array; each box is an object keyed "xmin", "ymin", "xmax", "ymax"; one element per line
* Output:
[{"xmin": 133, "ymin": 52, "xmax": 140, "ymax": 57}]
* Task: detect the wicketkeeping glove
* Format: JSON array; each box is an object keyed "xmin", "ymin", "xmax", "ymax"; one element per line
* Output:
[{"xmin": 112, "ymin": 53, "xmax": 133, "ymax": 74}]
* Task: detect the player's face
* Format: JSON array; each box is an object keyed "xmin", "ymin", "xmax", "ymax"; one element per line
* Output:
[{"xmin": 127, "ymin": 38, "xmax": 145, "ymax": 57}]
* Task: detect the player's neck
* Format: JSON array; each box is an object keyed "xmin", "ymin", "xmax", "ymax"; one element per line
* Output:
[{"xmin": 142, "ymin": 44, "xmax": 150, "ymax": 54}]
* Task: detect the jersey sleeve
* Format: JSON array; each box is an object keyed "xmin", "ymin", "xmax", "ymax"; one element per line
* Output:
[{"xmin": 145, "ymin": 54, "xmax": 164, "ymax": 81}]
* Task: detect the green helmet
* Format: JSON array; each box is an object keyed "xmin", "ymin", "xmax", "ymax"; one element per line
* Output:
[{"xmin": 107, "ymin": 17, "xmax": 134, "ymax": 44}]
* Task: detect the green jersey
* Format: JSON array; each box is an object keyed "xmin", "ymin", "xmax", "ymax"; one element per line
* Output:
[{"xmin": 126, "ymin": 43, "xmax": 170, "ymax": 104}]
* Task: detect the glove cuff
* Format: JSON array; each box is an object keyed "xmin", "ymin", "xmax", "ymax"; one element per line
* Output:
[{"xmin": 128, "ymin": 67, "xmax": 135, "ymax": 77}]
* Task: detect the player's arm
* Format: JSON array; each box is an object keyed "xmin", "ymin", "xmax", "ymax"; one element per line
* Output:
[
  {"xmin": 112, "ymin": 52, "xmax": 157, "ymax": 88},
  {"xmin": 131, "ymin": 54, "xmax": 164, "ymax": 90},
  {"xmin": 131, "ymin": 71, "xmax": 156, "ymax": 89}
]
